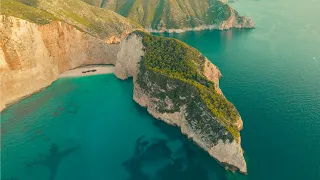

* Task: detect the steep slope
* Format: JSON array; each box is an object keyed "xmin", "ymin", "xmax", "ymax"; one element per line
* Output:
[
  {"xmin": 1, "ymin": 0, "xmax": 141, "ymax": 42},
  {"xmin": 83, "ymin": 0, "xmax": 254, "ymax": 32}
]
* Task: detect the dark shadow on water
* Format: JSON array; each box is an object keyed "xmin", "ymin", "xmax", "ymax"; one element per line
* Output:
[
  {"xmin": 152, "ymin": 118, "xmax": 184, "ymax": 141},
  {"xmin": 25, "ymin": 143, "xmax": 81, "ymax": 180},
  {"xmin": 132, "ymin": 102, "xmax": 183, "ymax": 141},
  {"xmin": 122, "ymin": 135, "xmax": 213, "ymax": 180},
  {"xmin": 124, "ymin": 104, "xmax": 234, "ymax": 180},
  {"xmin": 132, "ymin": 102, "xmax": 147, "ymax": 117}
]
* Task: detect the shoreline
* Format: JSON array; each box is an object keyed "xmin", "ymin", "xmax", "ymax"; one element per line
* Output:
[
  {"xmin": 146, "ymin": 24, "xmax": 234, "ymax": 34},
  {"xmin": 59, "ymin": 65, "xmax": 115, "ymax": 78},
  {"xmin": 0, "ymin": 65, "xmax": 115, "ymax": 112},
  {"xmin": 145, "ymin": 24, "xmax": 255, "ymax": 34}
]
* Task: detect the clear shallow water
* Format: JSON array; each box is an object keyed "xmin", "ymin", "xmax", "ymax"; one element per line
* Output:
[{"xmin": 1, "ymin": 0, "xmax": 320, "ymax": 179}]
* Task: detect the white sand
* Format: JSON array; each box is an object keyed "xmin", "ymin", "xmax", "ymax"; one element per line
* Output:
[{"xmin": 59, "ymin": 65, "xmax": 114, "ymax": 78}]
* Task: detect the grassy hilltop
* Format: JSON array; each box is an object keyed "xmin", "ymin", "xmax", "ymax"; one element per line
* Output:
[{"xmin": 1, "ymin": 0, "xmax": 141, "ymax": 39}]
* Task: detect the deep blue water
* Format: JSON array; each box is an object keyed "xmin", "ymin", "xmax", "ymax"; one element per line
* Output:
[{"xmin": 1, "ymin": 0, "xmax": 320, "ymax": 179}]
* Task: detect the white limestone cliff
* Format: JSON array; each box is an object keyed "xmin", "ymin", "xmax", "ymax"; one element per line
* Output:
[{"xmin": 0, "ymin": 15, "xmax": 119, "ymax": 111}]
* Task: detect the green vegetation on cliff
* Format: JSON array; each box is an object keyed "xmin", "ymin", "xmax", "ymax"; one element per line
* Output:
[
  {"xmin": 134, "ymin": 31, "xmax": 241, "ymax": 141},
  {"xmin": 83, "ymin": 0, "xmax": 252, "ymax": 30},
  {"xmin": 1, "ymin": 0, "xmax": 141, "ymax": 39},
  {"xmin": 1, "ymin": 0, "xmax": 58, "ymax": 24}
]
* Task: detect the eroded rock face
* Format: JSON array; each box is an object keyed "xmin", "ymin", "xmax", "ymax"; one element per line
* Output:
[
  {"xmin": 0, "ymin": 15, "xmax": 119, "ymax": 111},
  {"xmin": 209, "ymin": 140, "xmax": 246, "ymax": 173},
  {"xmin": 114, "ymin": 34, "xmax": 145, "ymax": 80},
  {"xmin": 218, "ymin": 7, "xmax": 255, "ymax": 30},
  {"xmin": 114, "ymin": 34, "xmax": 247, "ymax": 174},
  {"xmin": 204, "ymin": 59, "xmax": 223, "ymax": 95}
]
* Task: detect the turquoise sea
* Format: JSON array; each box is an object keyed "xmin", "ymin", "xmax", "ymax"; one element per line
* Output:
[{"xmin": 1, "ymin": 0, "xmax": 320, "ymax": 179}]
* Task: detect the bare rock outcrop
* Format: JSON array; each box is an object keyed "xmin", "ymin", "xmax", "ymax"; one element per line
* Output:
[
  {"xmin": 204, "ymin": 59, "xmax": 223, "ymax": 95},
  {"xmin": 218, "ymin": 7, "xmax": 255, "ymax": 30},
  {"xmin": 114, "ymin": 34, "xmax": 144, "ymax": 80}
]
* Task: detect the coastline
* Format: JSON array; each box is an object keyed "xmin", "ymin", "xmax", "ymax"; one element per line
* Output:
[
  {"xmin": 146, "ymin": 25, "xmax": 223, "ymax": 34},
  {"xmin": 146, "ymin": 24, "xmax": 254, "ymax": 34},
  {"xmin": 59, "ymin": 65, "xmax": 115, "ymax": 78},
  {"xmin": 0, "ymin": 65, "xmax": 116, "ymax": 112}
]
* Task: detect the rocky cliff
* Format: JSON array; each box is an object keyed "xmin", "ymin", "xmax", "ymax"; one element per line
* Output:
[
  {"xmin": 0, "ymin": 15, "xmax": 120, "ymax": 111},
  {"xmin": 0, "ymin": 14, "xmax": 247, "ymax": 174}
]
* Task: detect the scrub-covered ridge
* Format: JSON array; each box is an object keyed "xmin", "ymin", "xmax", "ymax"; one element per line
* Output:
[
  {"xmin": 1, "ymin": 0, "xmax": 141, "ymax": 42},
  {"xmin": 82, "ymin": 0, "xmax": 254, "ymax": 32}
]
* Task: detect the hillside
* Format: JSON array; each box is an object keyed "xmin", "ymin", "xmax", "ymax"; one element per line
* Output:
[
  {"xmin": 1, "ymin": 0, "xmax": 141, "ymax": 42},
  {"xmin": 82, "ymin": 0, "xmax": 254, "ymax": 32}
]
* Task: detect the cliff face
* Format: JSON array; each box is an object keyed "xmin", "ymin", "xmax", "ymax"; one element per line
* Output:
[
  {"xmin": 113, "ymin": 32, "xmax": 247, "ymax": 173},
  {"xmin": 0, "ymin": 15, "xmax": 119, "ymax": 111},
  {"xmin": 114, "ymin": 34, "xmax": 145, "ymax": 80},
  {"xmin": 0, "ymin": 15, "xmax": 247, "ymax": 174}
]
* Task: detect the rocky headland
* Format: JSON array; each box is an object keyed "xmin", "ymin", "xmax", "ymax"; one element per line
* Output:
[{"xmin": 114, "ymin": 32, "xmax": 247, "ymax": 173}]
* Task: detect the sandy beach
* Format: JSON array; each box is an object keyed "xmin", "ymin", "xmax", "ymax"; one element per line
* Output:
[{"xmin": 59, "ymin": 65, "xmax": 115, "ymax": 78}]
